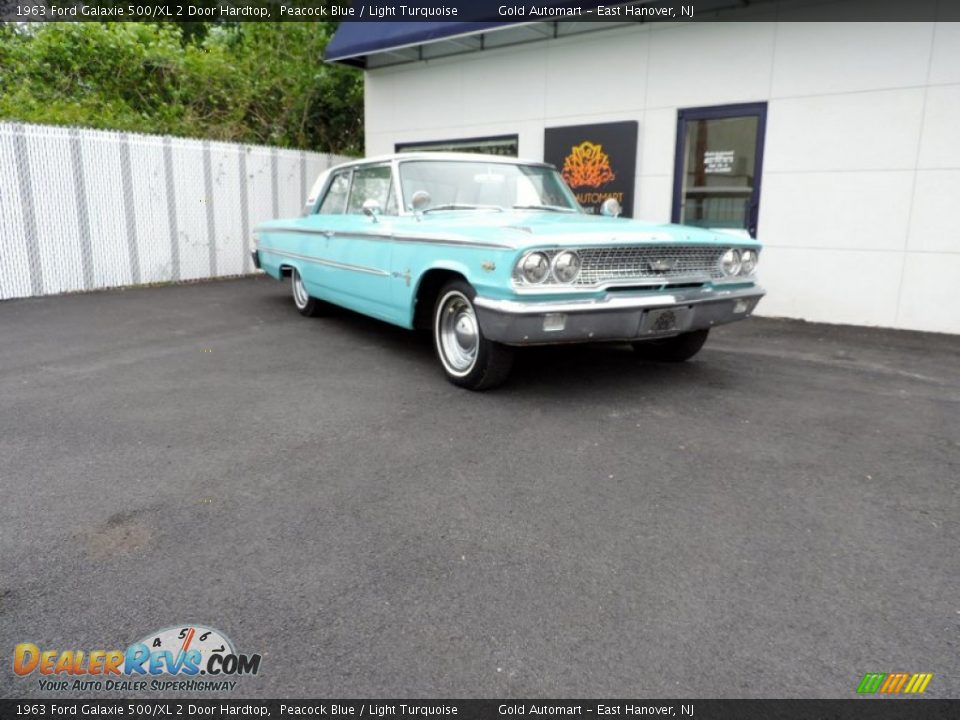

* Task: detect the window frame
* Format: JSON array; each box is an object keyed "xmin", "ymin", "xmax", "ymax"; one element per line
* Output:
[
  {"xmin": 345, "ymin": 163, "xmax": 396, "ymax": 216},
  {"xmin": 396, "ymin": 158, "xmax": 580, "ymax": 214},
  {"xmin": 310, "ymin": 156, "xmax": 566, "ymax": 218},
  {"xmin": 671, "ymin": 102, "xmax": 767, "ymax": 238},
  {"xmin": 395, "ymin": 134, "xmax": 519, "ymax": 157},
  {"xmin": 316, "ymin": 168, "xmax": 354, "ymax": 216}
]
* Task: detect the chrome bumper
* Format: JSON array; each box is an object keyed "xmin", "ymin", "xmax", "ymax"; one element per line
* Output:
[{"xmin": 473, "ymin": 285, "xmax": 765, "ymax": 346}]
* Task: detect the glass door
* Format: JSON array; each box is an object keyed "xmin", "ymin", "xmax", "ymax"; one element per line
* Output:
[{"xmin": 671, "ymin": 103, "xmax": 767, "ymax": 237}]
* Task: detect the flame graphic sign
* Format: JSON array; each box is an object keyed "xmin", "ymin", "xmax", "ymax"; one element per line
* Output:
[
  {"xmin": 545, "ymin": 121, "xmax": 637, "ymax": 217},
  {"xmin": 561, "ymin": 141, "xmax": 616, "ymax": 189}
]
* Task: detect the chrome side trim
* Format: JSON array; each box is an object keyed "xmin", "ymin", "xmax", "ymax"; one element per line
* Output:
[
  {"xmin": 397, "ymin": 230, "xmax": 515, "ymax": 250},
  {"xmin": 511, "ymin": 277, "xmax": 714, "ymax": 294},
  {"xmin": 257, "ymin": 225, "xmax": 336, "ymax": 236},
  {"xmin": 256, "ymin": 224, "xmax": 515, "ymax": 250},
  {"xmin": 509, "ymin": 275, "xmax": 757, "ymax": 294},
  {"xmin": 259, "ymin": 247, "xmax": 390, "ymax": 277},
  {"xmin": 473, "ymin": 285, "xmax": 765, "ymax": 316}
]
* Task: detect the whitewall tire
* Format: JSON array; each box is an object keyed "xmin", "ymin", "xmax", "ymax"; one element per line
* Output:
[{"xmin": 433, "ymin": 280, "xmax": 513, "ymax": 390}]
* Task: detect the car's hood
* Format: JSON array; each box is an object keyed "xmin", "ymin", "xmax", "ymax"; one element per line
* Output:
[{"xmin": 410, "ymin": 210, "xmax": 759, "ymax": 249}]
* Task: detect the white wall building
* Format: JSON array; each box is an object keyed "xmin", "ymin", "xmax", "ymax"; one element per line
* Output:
[{"xmin": 329, "ymin": 2, "xmax": 960, "ymax": 334}]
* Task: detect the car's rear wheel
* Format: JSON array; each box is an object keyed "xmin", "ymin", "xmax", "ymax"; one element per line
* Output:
[
  {"xmin": 631, "ymin": 328, "xmax": 709, "ymax": 362},
  {"xmin": 291, "ymin": 268, "xmax": 324, "ymax": 317},
  {"xmin": 433, "ymin": 280, "xmax": 513, "ymax": 390}
]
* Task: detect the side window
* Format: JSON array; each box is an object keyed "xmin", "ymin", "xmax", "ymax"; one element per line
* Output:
[
  {"xmin": 318, "ymin": 171, "xmax": 351, "ymax": 215},
  {"xmin": 347, "ymin": 165, "xmax": 395, "ymax": 215}
]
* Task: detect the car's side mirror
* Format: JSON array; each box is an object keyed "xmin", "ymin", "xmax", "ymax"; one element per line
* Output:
[
  {"xmin": 409, "ymin": 190, "xmax": 431, "ymax": 220},
  {"xmin": 362, "ymin": 198, "xmax": 382, "ymax": 222},
  {"xmin": 600, "ymin": 198, "xmax": 622, "ymax": 218}
]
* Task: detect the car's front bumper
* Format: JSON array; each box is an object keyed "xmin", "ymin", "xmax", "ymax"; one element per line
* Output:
[{"xmin": 474, "ymin": 285, "xmax": 765, "ymax": 346}]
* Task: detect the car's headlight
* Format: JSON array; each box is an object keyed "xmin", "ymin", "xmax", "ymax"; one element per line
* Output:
[
  {"xmin": 739, "ymin": 249, "xmax": 758, "ymax": 275},
  {"xmin": 720, "ymin": 248, "xmax": 742, "ymax": 277},
  {"xmin": 552, "ymin": 251, "xmax": 581, "ymax": 283},
  {"xmin": 519, "ymin": 252, "xmax": 550, "ymax": 284}
]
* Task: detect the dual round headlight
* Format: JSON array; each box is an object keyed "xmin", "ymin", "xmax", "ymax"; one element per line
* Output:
[
  {"xmin": 519, "ymin": 250, "xmax": 581, "ymax": 284},
  {"xmin": 740, "ymin": 249, "xmax": 759, "ymax": 275},
  {"xmin": 520, "ymin": 252, "xmax": 551, "ymax": 284},
  {"xmin": 721, "ymin": 248, "xmax": 742, "ymax": 276},
  {"xmin": 721, "ymin": 248, "xmax": 759, "ymax": 277},
  {"xmin": 552, "ymin": 251, "xmax": 581, "ymax": 283}
]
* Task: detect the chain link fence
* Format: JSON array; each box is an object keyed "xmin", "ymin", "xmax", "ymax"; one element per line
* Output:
[{"xmin": 0, "ymin": 121, "xmax": 352, "ymax": 301}]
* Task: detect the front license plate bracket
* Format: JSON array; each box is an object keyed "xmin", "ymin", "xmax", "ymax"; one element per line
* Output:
[{"xmin": 640, "ymin": 306, "xmax": 692, "ymax": 335}]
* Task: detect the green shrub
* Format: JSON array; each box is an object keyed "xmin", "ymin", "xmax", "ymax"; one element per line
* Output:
[{"xmin": 0, "ymin": 22, "xmax": 363, "ymax": 155}]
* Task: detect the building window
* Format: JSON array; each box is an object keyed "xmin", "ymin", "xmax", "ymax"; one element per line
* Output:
[
  {"xmin": 672, "ymin": 103, "xmax": 767, "ymax": 237},
  {"xmin": 395, "ymin": 134, "xmax": 519, "ymax": 157}
]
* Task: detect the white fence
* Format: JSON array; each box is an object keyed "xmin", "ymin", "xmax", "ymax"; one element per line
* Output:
[{"xmin": 0, "ymin": 122, "xmax": 352, "ymax": 300}]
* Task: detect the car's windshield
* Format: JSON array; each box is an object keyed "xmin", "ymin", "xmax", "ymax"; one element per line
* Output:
[{"xmin": 398, "ymin": 160, "xmax": 581, "ymax": 213}]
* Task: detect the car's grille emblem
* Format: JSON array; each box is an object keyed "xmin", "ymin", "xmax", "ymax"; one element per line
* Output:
[{"xmin": 647, "ymin": 258, "xmax": 677, "ymax": 272}]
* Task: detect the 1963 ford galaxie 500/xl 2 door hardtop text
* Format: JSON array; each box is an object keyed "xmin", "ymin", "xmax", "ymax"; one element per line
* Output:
[{"xmin": 253, "ymin": 153, "xmax": 764, "ymax": 390}]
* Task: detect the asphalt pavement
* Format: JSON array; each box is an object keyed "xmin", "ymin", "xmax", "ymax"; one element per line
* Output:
[{"xmin": 1, "ymin": 276, "xmax": 958, "ymax": 698}]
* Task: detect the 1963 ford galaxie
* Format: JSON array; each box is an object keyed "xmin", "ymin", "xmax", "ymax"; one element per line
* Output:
[{"xmin": 253, "ymin": 153, "xmax": 764, "ymax": 390}]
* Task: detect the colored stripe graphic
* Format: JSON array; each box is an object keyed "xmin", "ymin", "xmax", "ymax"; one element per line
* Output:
[
  {"xmin": 904, "ymin": 673, "xmax": 933, "ymax": 694},
  {"xmin": 857, "ymin": 673, "xmax": 886, "ymax": 693},
  {"xmin": 880, "ymin": 673, "xmax": 908, "ymax": 693},
  {"xmin": 858, "ymin": 672, "xmax": 932, "ymax": 694}
]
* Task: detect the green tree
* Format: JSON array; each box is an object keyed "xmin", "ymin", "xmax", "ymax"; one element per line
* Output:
[{"xmin": 0, "ymin": 21, "xmax": 363, "ymax": 155}]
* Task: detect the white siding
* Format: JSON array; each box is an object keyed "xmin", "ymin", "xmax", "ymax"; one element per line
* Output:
[{"xmin": 364, "ymin": 18, "xmax": 960, "ymax": 334}]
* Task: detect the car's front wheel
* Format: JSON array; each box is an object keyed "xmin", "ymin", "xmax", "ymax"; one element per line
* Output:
[
  {"xmin": 631, "ymin": 328, "xmax": 709, "ymax": 362},
  {"xmin": 291, "ymin": 268, "xmax": 325, "ymax": 317},
  {"xmin": 433, "ymin": 280, "xmax": 514, "ymax": 390}
]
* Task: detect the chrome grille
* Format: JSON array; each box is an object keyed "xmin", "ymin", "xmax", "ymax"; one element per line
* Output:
[{"xmin": 575, "ymin": 245, "xmax": 725, "ymax": 286}]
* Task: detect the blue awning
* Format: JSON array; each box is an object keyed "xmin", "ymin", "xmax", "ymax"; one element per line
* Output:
[
  {"xmin": 326, "ymin": 1, "xmax": 794, "ymax": 67},
  {"xmin": 324, "ymin": 1, "xmax": 606, "ymax": 67},
  {"xmin": 326, "ymin": 22, "xmax": 517, "ymax": 66}
]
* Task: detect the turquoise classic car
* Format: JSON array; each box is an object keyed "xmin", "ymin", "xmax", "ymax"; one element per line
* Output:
[{"xmin": 253, "ymin": 153, "xmax": 764, "ymax": 390}]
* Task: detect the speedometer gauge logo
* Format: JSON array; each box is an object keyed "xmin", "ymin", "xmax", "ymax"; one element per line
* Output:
[
  {"xmin": 126, "ymin": 624, "xmax": 258, "ymax": 677},
  {"xmin": 132, "ymin": 625, "xmax": 235, "ymax": 673}
]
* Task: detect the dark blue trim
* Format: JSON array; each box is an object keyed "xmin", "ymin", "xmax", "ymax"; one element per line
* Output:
[
  {"xmin": 395, "ymin": 134, "xmax": 519, "ymax": 155},
  {"xmin": 325, "ymin": 1, "xmax": 609, "ymax": 64},
  {"xmin": 671, "ymin": 102, "xmax": 768, "ymax": 238},
  {"xmin": 326, "ymin": 22, "xmax": 516, "ymax": 64}
]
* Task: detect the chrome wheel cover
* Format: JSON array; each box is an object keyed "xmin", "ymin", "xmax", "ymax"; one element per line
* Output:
[
  {"xmin": 292, "ymin": 270, "xmax": 309, "ymax": 309},
  {"xmin": 436, "ymin": 291, "xmax": 479, "ymax": 376}
]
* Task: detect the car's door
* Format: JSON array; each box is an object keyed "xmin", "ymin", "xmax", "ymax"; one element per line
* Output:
[
  {"xmin": 294, "ymin": 167, "xmax": 351, "ymax": 300},
  {"xmin": 297, "ymin": 163, "xmax": 398, "ymax": 323},
  {"xmin": 335, "ymin": 164, "xmax": 397, "ymax": 321}
]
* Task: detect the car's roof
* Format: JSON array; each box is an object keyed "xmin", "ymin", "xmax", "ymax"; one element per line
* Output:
[{"xmin": 333, "ymin": 152, "xmax": 554, "ymax": 169}]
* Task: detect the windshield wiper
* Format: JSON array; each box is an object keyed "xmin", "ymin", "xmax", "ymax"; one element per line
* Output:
[
  {"xmin": 511, "ymin": 204, "xmax": 577, "ymax": 213},
  {"xmin": 422, "ymin": 203, "xmax": 504, "ymax": 214}
]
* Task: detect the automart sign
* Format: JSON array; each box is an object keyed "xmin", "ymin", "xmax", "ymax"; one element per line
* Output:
[{"xmin": 544, "ymin": 121, "xmax": 638, "ymax": 217}]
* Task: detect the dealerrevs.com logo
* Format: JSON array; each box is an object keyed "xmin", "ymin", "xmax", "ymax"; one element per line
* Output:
[{"xmin": 13, "ymin": 624, "xmax": 261, "ymax": 692}]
